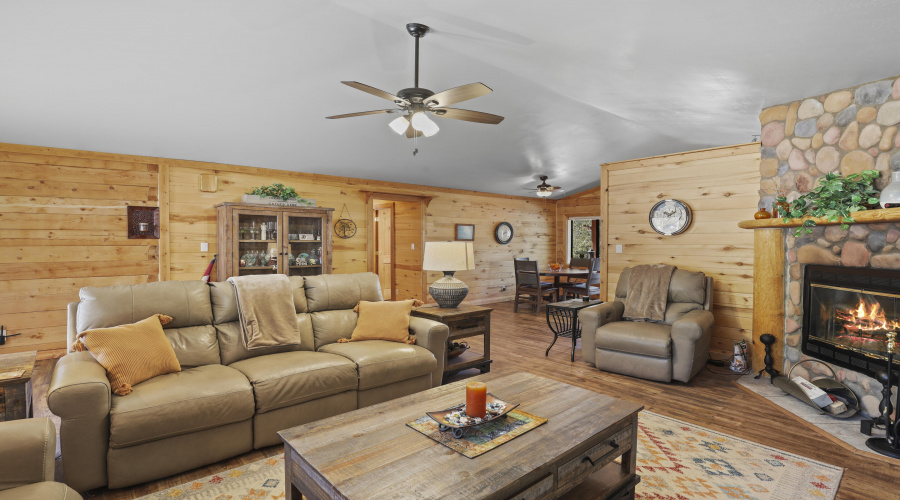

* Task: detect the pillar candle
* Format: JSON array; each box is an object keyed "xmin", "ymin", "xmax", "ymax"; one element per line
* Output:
[{"xmin": 465, "ymin": 381, "xmax": 487, "ymax": 418}]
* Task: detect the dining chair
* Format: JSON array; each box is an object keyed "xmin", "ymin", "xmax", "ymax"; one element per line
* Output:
[
  {"xmin": 560, "ymin": 257, "xmax": 601, "ymax": 299},
  {"xmin": 514, "ymin": 259, "xmax": 557, "ymax": 312}
]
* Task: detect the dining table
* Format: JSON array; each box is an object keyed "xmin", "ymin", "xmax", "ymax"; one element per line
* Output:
[{"xmin": 538, "ymin": 268, "xmax": 594, "ymax": 302}]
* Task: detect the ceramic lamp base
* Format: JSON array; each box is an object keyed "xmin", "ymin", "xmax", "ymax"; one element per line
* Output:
[{"xmin": 429, "ymin": 272, "xmax": 468, "ymax": 308}]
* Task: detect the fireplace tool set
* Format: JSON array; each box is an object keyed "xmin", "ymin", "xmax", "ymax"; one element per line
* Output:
[{"xmin": 866, "ymin": 331, "xmax": 900, "ymax": 459}]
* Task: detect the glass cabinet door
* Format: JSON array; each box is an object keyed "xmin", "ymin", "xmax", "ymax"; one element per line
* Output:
[
  {"xmin": 234, "ymin": 211, "xmax": 280, "ymax": 276},
  {"xmin": 284, "ymin": 214, "xmax": 324, "ymax": 277}
]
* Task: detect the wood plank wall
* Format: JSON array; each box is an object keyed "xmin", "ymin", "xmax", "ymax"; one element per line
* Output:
[
  {"xmin": 0, "ymin": 144, "xmax": 161, "ymax": 356},
  {"xmin": 602, "ymin": 143, "xmax": 760, "ymax": 357}
]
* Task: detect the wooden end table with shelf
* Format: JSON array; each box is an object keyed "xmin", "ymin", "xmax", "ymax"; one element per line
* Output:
[
  {"xmin": 0, "ymin": 351, "xmax": 37, "ymax": 421},
  {"xmin": 411, "ymin": 304, "xmax": 492, "ymax": 383}
]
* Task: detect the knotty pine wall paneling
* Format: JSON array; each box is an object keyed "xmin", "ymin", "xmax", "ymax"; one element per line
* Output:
[
  {"xmin": 0, "ymin": 143, "xmax": 161, "ymax": 356},
  {"xmin": 165, "ymin": 163, "xmax": 556, "ymax": 305},
  {"xmin": 602, "ymin": 143, "xmax": 760, "ymax": 357}
]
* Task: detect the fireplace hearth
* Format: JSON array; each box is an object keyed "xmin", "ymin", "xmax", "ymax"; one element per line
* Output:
[{"xmin": 802, "ymin": 265, "xmax": 900, "ymax": 379}]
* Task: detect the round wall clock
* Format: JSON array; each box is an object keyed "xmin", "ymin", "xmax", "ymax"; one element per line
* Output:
[
  {"xmin": 494, "ymin": 222, "xmax": 514, "ymax": 244},
  {"xmin": 649, "ymin": 199, "xmax": 692, "ymax": 235}
]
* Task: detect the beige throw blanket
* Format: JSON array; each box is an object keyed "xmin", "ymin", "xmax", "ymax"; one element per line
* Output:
[
  {"xmin": 227, "ymin": 274, "xmax": 300, "ymax": 349},
  {"xmin": 623, "ymin": 264, "xmax": 676, "ymax": 322}
]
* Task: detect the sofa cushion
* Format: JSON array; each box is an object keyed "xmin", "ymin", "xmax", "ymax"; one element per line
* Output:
[
  {"xmin": 77, "ymin": 280, "xmax": 213, "ymax": 333},
  {"xmin": 318, "ymin": 341, "xmax": 436, "ymax": 391},
  {"xmin": 310, "ymin": 310, "xmax": 358, "ymax": 349},
  {"xmin": 108, "ymin": 364, "xmax": 254, "ymax": 449},
  {"xmin": 229, "ymin": 351, "xmax": 358, "ymax": 413},
  {"xmin": 595, "ymin": 321, "xmax": 672, "ymax": 359},
  {"xmin": 165, "ymin": 325, "xmax": 221, "ymax": 367},
  {"xmin": 304, "ymin": 273, "xmax": 382, "ymax": 313}
]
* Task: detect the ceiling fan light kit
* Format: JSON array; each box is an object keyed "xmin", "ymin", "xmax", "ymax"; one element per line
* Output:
[{"xmin": 327, "ymin": 22, "xmax": 504, "ymax": 148}]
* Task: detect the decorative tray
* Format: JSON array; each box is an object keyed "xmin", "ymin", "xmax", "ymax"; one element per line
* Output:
[{"xmin": 427, "ymin": 394, "xmax": 519, "ymax": 438}]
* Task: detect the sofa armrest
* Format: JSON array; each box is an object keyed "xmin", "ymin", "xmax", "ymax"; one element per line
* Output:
[
  {"xmin": 47, "ymin": 352, "xmax": 111, "ymax": 492},
  {"xmin": 671, "ymin": 309, "xmax": 715, "ymax": 383},
  {"xmin": 0, "ymin": 418, "xmax": 56, "ymax": 491},
  {"xmin": 578, "ymin": 301, "xmax": 624, "ymax": 365},
  {"xmin": 409, "ymin": 316, "xmax": 449, "ymax": 387}
]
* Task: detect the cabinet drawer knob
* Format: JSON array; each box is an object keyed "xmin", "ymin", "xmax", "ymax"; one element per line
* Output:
[{"xmin": 582, "ymin": 441, "xmax": 618, "ymax": 467}]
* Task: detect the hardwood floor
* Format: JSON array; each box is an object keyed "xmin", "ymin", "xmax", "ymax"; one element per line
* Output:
[{"xmin": 33, "ymin": 300, "xmax": 899, "ymax": 499}]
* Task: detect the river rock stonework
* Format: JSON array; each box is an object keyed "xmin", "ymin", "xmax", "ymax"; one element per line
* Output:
[{"xmin": 760, "ymin": 75, "xmax": 900, "ymax": 419}]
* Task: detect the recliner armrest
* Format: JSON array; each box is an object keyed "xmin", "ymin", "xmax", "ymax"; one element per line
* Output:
[
  {"xmin": 671, "ymin": 309, "xmax": 715, "ymax": 383},
  {"xmin": 0, "ymin": 418, "xmax": 56, "ymax": 491},
  {"xmin": 48, "ymin": 351, "xmax": 112, "ymax": 492},
  {"xmin": 409, "ymin": 316, "xmax": 449, "ymax": 387},
  {"xmin": 578, "ymin": 301, "xmax": 625, "ymax": 365}
]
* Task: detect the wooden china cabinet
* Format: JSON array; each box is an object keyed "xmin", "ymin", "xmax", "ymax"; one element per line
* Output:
[{"xmin": 215, "ymin": 203, "xmax": 334, "ymax": 281}]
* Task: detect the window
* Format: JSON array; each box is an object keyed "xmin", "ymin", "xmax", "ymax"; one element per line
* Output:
[{"xmin": 568, "ymin": 218, "xmax": 600, "ymax": 262}]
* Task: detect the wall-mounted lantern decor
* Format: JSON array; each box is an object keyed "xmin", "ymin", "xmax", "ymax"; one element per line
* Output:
[{"xmin": 127, "ymin": 206, "xmax": 160, "ymax": 239}]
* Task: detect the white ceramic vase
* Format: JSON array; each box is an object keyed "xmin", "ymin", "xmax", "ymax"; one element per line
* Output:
[{"xmin": 880, "ymin": 171, "xmax": 900, "ymax": 208}]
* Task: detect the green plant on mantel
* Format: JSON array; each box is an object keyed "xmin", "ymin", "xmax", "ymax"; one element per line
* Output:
[
  {"xmin": 776, "ymin": 170, "xmax": 880, "ymax": 236},
  {"xmin": 247, "ymin": 183, "xmax": 305, "ymax": 201}
]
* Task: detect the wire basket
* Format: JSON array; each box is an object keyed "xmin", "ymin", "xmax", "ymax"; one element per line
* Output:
[{"xmin": 772, "ymin": 359, "xmax": 859, "ymax": 419}]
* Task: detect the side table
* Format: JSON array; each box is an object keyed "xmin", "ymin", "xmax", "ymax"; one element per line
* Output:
[
  {"xmin": 0, "ymin": 351, "xmax": 37, "ymax": 421},
  {"xmin": 546, "ymin": 299, "xmax": 604, "ymax": 362},
  {"xmin": 411, "ymin": 304, "xmax": 492, "ymax": 383}
]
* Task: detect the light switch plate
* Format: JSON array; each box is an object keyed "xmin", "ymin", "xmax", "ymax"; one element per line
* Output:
[
  {"xmin": 411, "ymin": 243, "xmax": 415, "ymax": 250},
  {"xmin": 616, "ymin": 244, "xmax": 623, "ymax": 253},
  {"xmin": 200, "ymin": 242, "xmax": 209, "ymax": 252}
]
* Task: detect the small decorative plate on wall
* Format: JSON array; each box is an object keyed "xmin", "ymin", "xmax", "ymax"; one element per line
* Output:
[
  {"xmin": 494, "ymin": 222, "xmax": 513, "ymax": 244},
  {"xmin": 649, "ymin": 199, "xmax": 692, "ymax": 235}
]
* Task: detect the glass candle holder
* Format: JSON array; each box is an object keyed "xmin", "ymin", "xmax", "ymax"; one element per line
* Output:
[{"xmin": 465, "ymin": 381, "xmax": 487, "ymax": 418}]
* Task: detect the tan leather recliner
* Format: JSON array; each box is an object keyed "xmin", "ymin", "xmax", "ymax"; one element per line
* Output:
[
  {"xmin": 579, "ymin": 267, "xmax": 714, "ymax": 383},
  {"xmin": 0, "ymin": 418, "xmax": 82, "ymax": 500},
  {"xmin": 48, "ymin": 272, "xmax": 448, "ymax": 492}
]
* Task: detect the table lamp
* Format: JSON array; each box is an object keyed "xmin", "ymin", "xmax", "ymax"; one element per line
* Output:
[{"xmin": 423, "ymin": 241, "xmax": 475, "ymax": 308}]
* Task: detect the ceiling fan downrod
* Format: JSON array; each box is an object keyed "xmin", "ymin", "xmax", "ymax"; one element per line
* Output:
[{"xmin": 406, "ymin": 23, "xmax": 429, "ymax": 89}]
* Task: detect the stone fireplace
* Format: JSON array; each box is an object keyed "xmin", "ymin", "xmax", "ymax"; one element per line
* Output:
[{"xmin": 753, "ymin": 73, "xmax": 900, "ymax": 419}]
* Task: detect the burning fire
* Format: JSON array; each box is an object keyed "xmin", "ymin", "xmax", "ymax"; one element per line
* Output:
[{"xmin": 835, "ymin": 300, "xmax": 900, "ymax": 335}]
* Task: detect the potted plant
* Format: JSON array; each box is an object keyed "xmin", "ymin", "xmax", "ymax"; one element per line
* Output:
[
  {"xmin": 242, "ymin": 183, "xmax": 315, "ymax": 207},
  {"xmin": 776, "ymin": 170, "xmax": 881, "ymax": 236}
]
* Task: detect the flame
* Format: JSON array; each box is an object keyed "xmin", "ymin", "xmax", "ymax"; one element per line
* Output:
[{"xmin": 835, "ymin": 300, "xmax": 900, "ymax": 334}]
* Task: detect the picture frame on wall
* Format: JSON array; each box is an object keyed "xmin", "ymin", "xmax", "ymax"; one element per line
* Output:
[{"xmin": 455, "ymin": 224, "xmax": 475, "ymax": 241}]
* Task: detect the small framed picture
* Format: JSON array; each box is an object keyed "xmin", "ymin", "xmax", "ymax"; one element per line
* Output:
[{"xmin": 455, "ymin": 224, "xmax": 475, "ymax": 241}]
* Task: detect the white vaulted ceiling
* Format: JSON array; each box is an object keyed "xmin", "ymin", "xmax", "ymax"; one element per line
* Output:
[{"xmin": 1, "ymin": 1, "xmax": 898, "ymax": 197}]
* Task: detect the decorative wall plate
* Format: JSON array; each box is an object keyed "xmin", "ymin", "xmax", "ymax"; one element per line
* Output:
[
  {"xmin": 649, "ymin": 199, "xmax": 692, "ymax": 235},
  {"xmin": 334, "ymin": 203, "xmax": 357, "ymax": 239},
  {"xmin": 494, "ymin": 221, "xmax": 513, "ymax": 244}
]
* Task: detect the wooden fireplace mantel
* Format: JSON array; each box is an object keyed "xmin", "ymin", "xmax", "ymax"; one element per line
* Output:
[{"xmin": 738, "ymin": 208, "xmax": 900, "ymax": 229}]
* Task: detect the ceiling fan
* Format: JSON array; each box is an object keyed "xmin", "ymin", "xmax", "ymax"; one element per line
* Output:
[
  {"xmin": 525, "ymin": 176, "xmax": 564, "ymax": 197},
  {"xmin": 326, "ymin": 23, "xmax": 504, "ymax": 139}
]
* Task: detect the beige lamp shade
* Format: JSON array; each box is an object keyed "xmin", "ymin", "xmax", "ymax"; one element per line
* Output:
[{"xmin": 422, "ymin": 241, "xmax": 475, "ymax": 271}]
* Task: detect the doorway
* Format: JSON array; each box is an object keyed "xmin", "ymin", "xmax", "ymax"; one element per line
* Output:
[
  {"xmin": 367, "ymin": 193, "xmax": 427, "ymax": 301},
  {"xmin": 374, "ymin": 201, "xmax": 394, "ymax": 300}
]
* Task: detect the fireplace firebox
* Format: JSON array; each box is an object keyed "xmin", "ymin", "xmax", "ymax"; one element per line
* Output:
[{"xmin": 802, "ymin": 265, "xmax": 900, "ymax": 379}]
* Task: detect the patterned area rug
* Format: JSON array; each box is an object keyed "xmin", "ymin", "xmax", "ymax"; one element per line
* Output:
[{"xmin": 137, "ymin": 412, "xmax": 842, "ymax": 500}]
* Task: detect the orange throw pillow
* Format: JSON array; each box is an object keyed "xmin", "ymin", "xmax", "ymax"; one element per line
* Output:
[
  {"xmin": 72, "ymin": 314, "xmax": 181, "ymax": 396},
  {"xmin": 341, "ymin": 300, "xmax": 423, "ymax": 344}
]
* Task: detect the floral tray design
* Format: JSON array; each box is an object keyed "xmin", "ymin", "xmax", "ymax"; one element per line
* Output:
[{"xmin": 426, "ymin": 394, "xmax": 519, "ymax": 438}]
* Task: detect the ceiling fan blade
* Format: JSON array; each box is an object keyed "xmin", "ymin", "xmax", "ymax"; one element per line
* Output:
[
  {"xmin": 341, "ymin": 81, "xmax": 409, "ymax": 105},
  {"xmin": 326, "ymin": 109, "xmax": 396, "ymax": 119},
  {"xmin": 426, "ymin": 83, "xmax": 492, "ymax": 107},
  {"xmin": 431, "ymin": 108, "xmax": 504, "ymax": 124}
]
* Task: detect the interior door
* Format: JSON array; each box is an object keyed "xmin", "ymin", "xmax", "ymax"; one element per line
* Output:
[{"xmin": 375, "ymin": 205, "xmax": 394, "ymax": 300}]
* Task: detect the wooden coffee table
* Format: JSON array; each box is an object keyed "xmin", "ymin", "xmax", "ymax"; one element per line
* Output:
[{"xmin": 279, "ymin": 372, "xmax": 642, "ymax": 500}]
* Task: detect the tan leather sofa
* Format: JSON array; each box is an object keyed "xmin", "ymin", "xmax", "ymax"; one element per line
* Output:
[
  {"xmin": 0, "ymin": 418, "xmax": 82, "ymax": 500},
  {"xmin": 579, "ymin": 267, "xmax": 713, "ymax": 383},
  {"xmin": 48, "ymin": 273, "xmax": 448, "ymax": 492}
]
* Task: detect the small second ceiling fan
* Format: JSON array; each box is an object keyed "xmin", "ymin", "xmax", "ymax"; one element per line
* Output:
[
  {"xmin": 326, "ymin": 23, "xmax": 504, "ymax": 139},
  {"xmin": 525, "ymin": 176, "xmax": 564, "ymax": 197}
]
